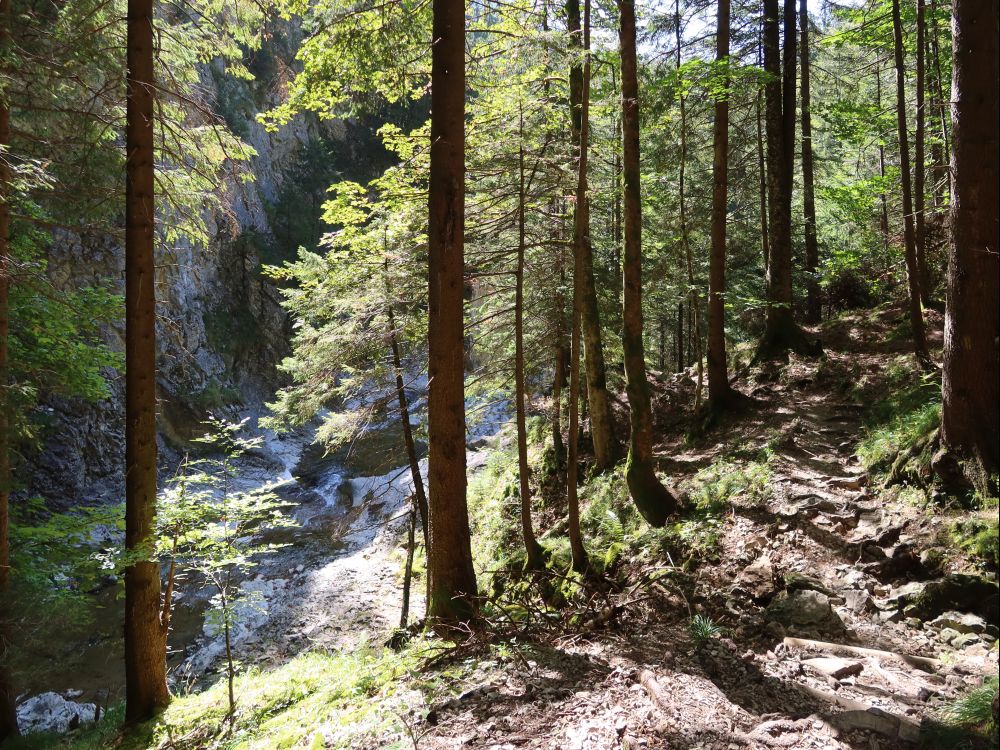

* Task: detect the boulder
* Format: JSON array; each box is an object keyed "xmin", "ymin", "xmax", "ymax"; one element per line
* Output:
[
  {"xmin": 765, "ymin": 590, "xmax": 847, "ymax": 637},
  {"xmin": 904, "ymin": 574, "xmax": 999, "ymax": 626},
  {"xmin": 17, "ymin": 692, "xmax": 97, "ymax": 735}
]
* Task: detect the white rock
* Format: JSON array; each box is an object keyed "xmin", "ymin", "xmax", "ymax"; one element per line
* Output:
[{"xmin": 17, "ymin": 692, "xmax": 97, "ymax": 734}]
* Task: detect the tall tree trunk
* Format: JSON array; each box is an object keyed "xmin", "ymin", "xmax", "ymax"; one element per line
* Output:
[
  {"xmin": 914, "ymin": 0, "xmax": 930, "ymax": 305},
  {"xmin": 567, "ymin": 0, "xmax": 616, "ymax": 471},
  {"xmin": 756, "ymin": 85, "xmax": 770, "ymax": 279},
  {"xmin": 928, "ymin": 0, "xmax": 950, "ymax": 207},
  {"xmin": 0, "ymin": 0, "xmax": 19, "ymax": 738},
  {"xmin": 515, "ymin": 108, "xmax": 543, "ymax": 571},
  {"xmin": 890, "ymin": 0, "xmax": 929, "ymax": 361},
  {"xmin": 876, "ymin": 60, "xmax": 891, "ymax": 257},
  {"xmin": 427, "ymin": 0, "xmax": 477, "ymax": 622},
  {"xmin": 566, "ymin": 241, "xmax": 588, "ymax": 573},
  {"xmin": 619, "ymin": 0, "xmax": 678, "ymax": 527},
  {"xmin": 124, "ymin": 0, "xmax": 169, "ymax": 722},
  {"xmin": 676, "ymin": 0, "xmax": 704, "ymax": 408},
  {"xmin": 551, "ymin": 227, "xmax": 567, "ymax": 465},
  {"xmin": 707, "ymin": 0, "xmax": 733, "ymax": 407},
  {"xmin": 799, "ymin": 0, "xmax": 820, "ymax": 324},
  {"xmin": 941, "ymin": 0, "xmax": 999, "ymax": 477},
  {"xmin": 675, "ymin": 301, "xmax": 683, "ymax": 373},
  {"xmin": 759, "ymin": 0, "xmax": 811, "ymax": 356}
]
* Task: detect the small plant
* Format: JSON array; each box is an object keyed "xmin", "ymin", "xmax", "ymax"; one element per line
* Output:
[
  {"xmin": 159, "ymin": 417, "xmax": 297, "ymax": 721},
  {"xmin": 689, "ymin": 614, "xmax": 723, "ymax": 648}
]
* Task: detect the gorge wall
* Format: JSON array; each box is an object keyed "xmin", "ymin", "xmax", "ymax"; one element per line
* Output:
[{"xmin": 25, "ymin": 24, "xmax": 399, "ymax": 508}]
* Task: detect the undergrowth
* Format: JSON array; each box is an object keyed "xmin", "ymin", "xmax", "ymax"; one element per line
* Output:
[{"xmin": 9, "ymin": 641, "xmax": 452, "ymax": 750}]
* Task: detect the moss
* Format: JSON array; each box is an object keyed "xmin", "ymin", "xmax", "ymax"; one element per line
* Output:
[{"xmin": 952, "ymin": 516, "xmax": 1000, "ymax": 570}]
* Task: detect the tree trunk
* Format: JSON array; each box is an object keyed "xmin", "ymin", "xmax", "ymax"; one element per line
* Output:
[
  {"xmin": 928, "ymin": 0, "xmax": 950, "ymax": 207},
  {"xmin": 515, "ymin": 111, "xmax": 543, "ymax": 571},
  {"xmin": 914, "ymin": 0, "xmax": 930, "ymax": 305},
  {"xmin": 759, "ymin": 0, "xmax": 812, "ymax": 356},
  {"xmin": 707, "ymin": 0, "xmax": 732, "ymax": 407},
  {"xmin": 385, "ymin": 268, "xmax": 429, "ymax": 550},
  {"xmin": 876, "ymin": 60, "xmax": 891, "ymax": 257},
  {"xmin": 756, "ymin": 84, "xmax": 770, "ymax": 279},
  {"xmin": 426, "ymin": 0, "xmax": 477, "ymax": 622},
  {"xmin": 399, "ymin": 501, "xmax": 416, "ymax": 628},
  {"xmin": 675, "ymin": 301, "xmax": 683, "ymax": 373},
  {"xmin": 941, "ymin": 0, "xmax": 999, "ymax": 477},
  {"xmin": 676, "ymin": 0, "xmax": 704, "ymax": 408},
  {"xmin": 551, "ymin": 232, "xmax": 567, "ymax": 465},
  {"xmin": 619, "ymin": 0, "xmax": 678, "ymax": 527},
  {"xmin": 124, "ymin": 0, "xmax": 169, "ymax": 723},
  {"xmin": 567, "ymin": 242, "xmax": 588, "ymax": 573},
  {"xmin": 890, "ymin": 0, "xmax": 929, "ymax": 361},
  {"xmin": 799, "ymin": 0, "xmax": 820, "ymax": 324},
  {"xmin": 567, "ymin": 0, "xmax": 616, "ymax": 471},
  {"xmin": 565, "ymin": 0, "xmax": 591, "ymax": 575}
]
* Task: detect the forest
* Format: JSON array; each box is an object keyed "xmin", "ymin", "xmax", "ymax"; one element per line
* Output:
[{"xmin": 0, "ymin": 0, "xmax": 997, "ymax": 748}]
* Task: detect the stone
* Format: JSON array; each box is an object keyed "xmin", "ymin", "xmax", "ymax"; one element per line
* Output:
[
  {"xmin": 739, "ymin": 554, "xmax": 777, "ymax": 601},
  {"xmin": 765, "ymin": 590, "xmax": 847, "ymax": 636},
  {"xmin": 906, "ymin": 574, "xmax": 999, "ymax": 626},
  {"xmin": 928, "ymin": 611, "xmax": 990, "ymax": 635},
  {"xmin": 938, "ymin": 627, "xmax": 963, "ymax": 645},
  {"xmin": 802, "ymin": 657, "xmax": 864, "ymax": 680},
  {"xmin": 17, "ymin": 692, "xmax": 98, "ymax": 735},
  {"xmin": 951, "ymin": 633, "xmax": 982, "ymax": 649},
  {"xmin": 842, "ymin": 589, "xmax": 872, "ymax": 614},
  {"xmin": 919, "ymin": 548, "xmax": 948, "ymax": 576}
]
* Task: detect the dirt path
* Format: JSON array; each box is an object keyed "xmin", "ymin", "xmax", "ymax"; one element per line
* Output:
[{"xmin": 409, "ymin": 310, "xmax": 997, "ymax": 750}]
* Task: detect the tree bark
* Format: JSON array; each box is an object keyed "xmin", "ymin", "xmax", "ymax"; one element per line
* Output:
[
  {"xmin": 759, "ymin": 0, "xmax": 812, "ymax": 356},
  {"xmin": 427, "ymin": 0, "xmax": 477, "ymax": 622},
  {"xmin": 799, "ymin": 0, "xmax": 820, "ymax": 324},
  {"xmin": 914, "ymin": 0, "xmax": 930, "ymax": 305},
  {"xmin": 928, "ymin": 0, "xmax": 950, "ymax": 207},
  {"xmin": 707, "ymin": 0, "xmax": 732, "ymax": 407},
  {"xmin": 876, "ymin": 60, "xmax": 891, "ymax": 257},
  {"xmin": 124, "ymin": 0, "xmax": 169, "ymax": 723},
  {"xmin": 676, "ymin": 0, "xmax": 704, "ymax": 408},
  {"xmin": 675, "ymin": 301, "xmax": 683, "ymax": 373},
  {"xmin": 565, "ymin": 0, "xmax": 591, "ymax": 574},
  {"xmin": 756, "ymin": 84, "xmax": 770, "ymax": 280},
  {"xmin": 941, "ymin": 0, "xmax": 999, "ymax": 476},
  {"xmin": 890, "ymin": 0, "xmax": 929, "ymax": 361},
  {"xmin": 619, "ymin": 0, "xmax": 678, "ymax": 527},
  {"xmin": 567, "ymin": 0, "xmax": 616, "ymax": 471},
  {"xmin": 515, "ymin": 109, "xmax": 543, "ymax": 571}
]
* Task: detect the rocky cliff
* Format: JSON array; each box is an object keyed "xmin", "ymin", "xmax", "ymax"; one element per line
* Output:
[{"xmin": 26, "ymin": 24, "xmax": 397, "ymax": 507}]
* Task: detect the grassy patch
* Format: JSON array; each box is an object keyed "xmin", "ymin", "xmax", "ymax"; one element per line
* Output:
[
  {"xmin": 951, "ymin": 515, "xmax": 1000, "ymax": 570},
  {"xmin": 855, "ymin": 361, "xmax": 940, "ymax": 473},
  {"xmin": 923, "ymin": 676, "xmax": 999, "ymax": 749},
  {"xmin": 11, "ymin": 643, "xmax": 444, "ymax": 750}
]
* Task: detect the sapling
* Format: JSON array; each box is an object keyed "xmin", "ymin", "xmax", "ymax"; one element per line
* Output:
[{"xmin": 159, "ymin": 417, "xmax": 296, "ymax": 721}]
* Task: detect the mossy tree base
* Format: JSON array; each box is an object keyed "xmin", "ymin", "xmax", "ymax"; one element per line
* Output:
[{"xmin": 625, "ymin": 451, "xmax": 679, "ymax": 527}]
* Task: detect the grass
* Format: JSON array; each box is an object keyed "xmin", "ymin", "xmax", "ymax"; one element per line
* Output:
[
  {"xmin": 9, "ymin": 643, "xmax": 446, "ymax": 750},
  {"xmin": 853, "ymin": 355, "xmax": 940, "ymax": 472},
  {"xmin": 922, "ymin": 677, "xmax": 999, "ymax": 749},
  {"xmin": 689, "ymin": 614, "xmax": 723, "ymax": 649}
]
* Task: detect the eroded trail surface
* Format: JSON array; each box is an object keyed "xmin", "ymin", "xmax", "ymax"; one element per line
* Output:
[{"xmin": 410, "ymin": 310, "xmax": 997, "ymax": 750}]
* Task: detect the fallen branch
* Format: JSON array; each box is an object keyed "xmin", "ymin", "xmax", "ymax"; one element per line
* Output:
[{"xmin": 796, "ymin": 684, "xmax": 920, "ymax": 743}]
